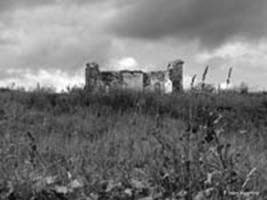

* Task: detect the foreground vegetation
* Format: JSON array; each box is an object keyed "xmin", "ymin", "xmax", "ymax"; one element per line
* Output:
[{"xmin": 0, "ymin": 88, "xmax": 267, "ymax": 200}]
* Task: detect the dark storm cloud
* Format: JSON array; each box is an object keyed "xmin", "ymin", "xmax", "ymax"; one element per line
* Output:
[
  {"xmin": 0, "ymin": 0, "xmax": 116, "ymax": 73},
  {"xmin": 109, "ymin": 0, "xmax": 267, "ymax": 49}
]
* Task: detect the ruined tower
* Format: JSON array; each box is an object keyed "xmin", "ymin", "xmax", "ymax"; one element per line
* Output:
[
  {"xmin": 85, "ymin": 62, "xmax": 101, "ymax": 91},
  {"xmin": 167, "ymin": 59, "xmax": 184, "ymax": 92}
]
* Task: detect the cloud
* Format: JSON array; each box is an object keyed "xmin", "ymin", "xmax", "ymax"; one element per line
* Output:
[
  {"xmin": 0, "ymin": 3, "xmax": 114, "ymax": 73},
  {"xmin": 0, "ymin": 0, "xmax": 56, "ymax": 13},
  {"xmin": 193, "ymin": 40, "xmax": 267, "ymax": 89},
  {"xmin": 109, "ymin": 0, "xmax": 267, "ymax": 49},
  {"xmin": 0, "ymin": 0, "xmax": 114, "ymax": 14},
  {"xmin": 195, "ymin": 40, "xmax": 267, "ymax": 70},
  {"xmin": 0, "ymin": 0, "xmax": 266, "ymax": 91},
  {"xmin": 0, "ymin": 68, "xmax": 84, "ymax": 92},
  {"xmin": 117, "ymin": 57, "xmax": 138, "ymax": 70}
]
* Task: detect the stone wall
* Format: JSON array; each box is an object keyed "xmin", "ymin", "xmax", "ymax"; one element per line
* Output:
[
  {"xmin": 168, "ymin": 60, "xmax": 184, "ymax": 92},
  {"xmin": 121, "ymin": 71, "xmax": 144, "ymax": 91},
  {"xmin": 100, "ymin": 71, "xmax": 121, "ymax": 92},
  {"xmin": 85, "ymin": 59, "xmax": 184, "ymax": 93},
  {"xmin": 146, "ymin": 71, "xmax": 166, "ymax": 93},
  {"xmin": 85, "ymin": 62, "xmax": 101, "ymax": 92}
]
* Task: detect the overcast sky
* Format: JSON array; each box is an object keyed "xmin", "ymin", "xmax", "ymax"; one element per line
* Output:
[{"xmin": 0, "ymin": 0, "xmax": 266, "ymax": 91}]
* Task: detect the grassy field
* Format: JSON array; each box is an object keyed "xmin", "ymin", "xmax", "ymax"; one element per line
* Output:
[{"xmin": 0, "ymin": 88, "xmax": 267, "ymax": 200}]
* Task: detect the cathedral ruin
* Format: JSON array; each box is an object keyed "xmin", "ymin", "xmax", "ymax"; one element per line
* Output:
[{"xmin": 85, "ymin": 59, "xmax": 184, "ymax": 93}]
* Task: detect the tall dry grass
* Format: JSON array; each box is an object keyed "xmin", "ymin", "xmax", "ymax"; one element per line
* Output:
[{"xmin": 0, "ymin": 88, "xmax": 267, "ymax": 199}]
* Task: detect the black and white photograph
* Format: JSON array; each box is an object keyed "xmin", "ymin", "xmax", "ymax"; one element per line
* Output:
[{"xmin": 0, "ymin": 0, "xmax": 266, "ymax": 199}]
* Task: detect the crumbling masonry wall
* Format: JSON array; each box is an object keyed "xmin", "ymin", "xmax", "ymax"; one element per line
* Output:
[
  {"xmin": 168, "ymin": 60, "xmax": 184, "ymax": 92},
  {"xmin": 121, "ymin": 71, "xmax": 144, "ymax": 91},
  {"xmin": 85, "ymin": 62, "xmax": 101, "ymax": 92},
  {"xmin": 85, "ymin": 59, "xmax": 184, "ymax": 93}
]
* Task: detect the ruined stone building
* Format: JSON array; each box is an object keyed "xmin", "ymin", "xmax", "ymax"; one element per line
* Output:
[{"xmin": 85, "ymin": 59, "xmax": 184, "ymax": 93}]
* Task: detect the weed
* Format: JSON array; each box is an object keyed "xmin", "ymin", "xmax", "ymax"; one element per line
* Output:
[{"xmin": 0, "ymin": 89, "xmax": 266, "ymax": 199}]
